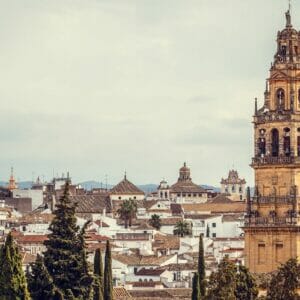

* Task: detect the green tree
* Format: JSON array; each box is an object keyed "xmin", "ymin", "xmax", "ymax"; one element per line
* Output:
[
  {"xmin": 94, "ymin": 249, "xmax": 104, "ymax": 300},
  {"xmin": 192, "ymin": 272, "xmax": 201, "ymax": 300},
  {"xmin": 235, "ymin": 265, "xmax": 258, "ymax": 300},
  {"xmin": 117, "ymin": 199, "xmax": 137, "ymax": 228},
  {"xmin": 0, "ymin": 232, "xmax": 30, "ymax": 300},
  {"xmin": 43, "ymin": 181, "xmax": 93, "ymax": 299},
  {"xmin": 104, "ymin": 240, "xmax": 113, "ymax": 300},
  {"xmin": 206, "ymin": 256, "xmax": 237, "ymax": 300},
  {"xmin": 149, "ymin": 214, "xmax": 162, "ymax": 230},
  {"xmin": 27, "ymin": 254, "xmax": 63, "ymax": 300},
  {"xmin": 267, "ymin": 258, "xmax": 300, "ymax": 300},
  {"xmin": 198, "ymin": 234, "xmax": 206, "ymax": 297},
  {"xmin": 173, "ymin": 220, "xmax": 192, "ymax": 237}
]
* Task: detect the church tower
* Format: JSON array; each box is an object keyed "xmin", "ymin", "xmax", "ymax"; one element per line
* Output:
[{"xmin": 244, "ymin": 8, "xmax": 300, "ymax": 273}]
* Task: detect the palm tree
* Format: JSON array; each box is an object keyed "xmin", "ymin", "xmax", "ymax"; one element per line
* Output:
[
  {"xmin": 149, "ymin": 214, "xmax": 162, "ymax": 230},
  {"xmin": 117, "ymin": 199, "xmax": 137, "ymax": 228},
  {"xmin": 174, "ymin": 220, "xmax": 192, "ymax": 237}
]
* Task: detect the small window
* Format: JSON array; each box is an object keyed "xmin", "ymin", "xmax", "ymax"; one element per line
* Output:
[
  {"xmin": 212, "ymin": 223, "xmax": 216, "ymax": 228},
  {"xmin": 118, "ymin": 196, "xmax": 121, "ymax": 200},
  {"xmin": 182, "ymin": 193, "xmax": 186, "ymax": 197},
  {"xmin": 134, "ymin": 196, "xmax": 136, "ymax": 200},
  {"xmin": 177, "ymin": 193, "xmax": 180, "ymax": 197},
  {"xmin": 158, "ymin": 204, "xmax": 160, "ymax": 208},
  {"xmin": 188, "ymin": 194, "xmax": 191, "ymax": 197},
  {"xmin": 193, "ymin": 193, "xmax": 197, "ymax": 197},
  {"xmin": 212, "ymin": 233, "xmax": 216, "ymax": 237}
]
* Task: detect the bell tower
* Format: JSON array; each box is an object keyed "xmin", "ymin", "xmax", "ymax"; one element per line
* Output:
[{"xmin": 244, "ymin": 8, "xmax": 300, "ymax": 273}]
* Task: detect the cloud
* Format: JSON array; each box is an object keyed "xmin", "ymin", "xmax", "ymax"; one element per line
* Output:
[{"xmin": 0, "ymin": 0, "xmax": 294, "ymax": 185}]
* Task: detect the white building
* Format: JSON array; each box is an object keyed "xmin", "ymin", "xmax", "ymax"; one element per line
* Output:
[{"xmin": 13, "ymin": 189, "xmax": 43, "ymax": 210}]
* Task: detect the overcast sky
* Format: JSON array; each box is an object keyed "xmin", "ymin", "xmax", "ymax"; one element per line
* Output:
[{"xmin": 0, "ymin": 0, "xmax": 297, "ymax": 186}]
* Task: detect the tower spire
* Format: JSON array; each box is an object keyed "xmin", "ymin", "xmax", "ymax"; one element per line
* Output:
[{"xmin": 286, "ymin": 0, "xmax": 292, "ymax": 27}]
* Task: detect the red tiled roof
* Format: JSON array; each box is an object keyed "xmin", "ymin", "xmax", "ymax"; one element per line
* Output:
[
  {"xmin": 16, "ymin": 235, "xmax": 48, "ymax": 244},
  {"xmin": 170, "ymin": 180, "xmax": 206, "ymax": 194},
  {"xmin": 135, "ymin": 268, "xmax": 166, "ymax": 276},
  {"xmin": 110, "ymin": 177, "xmax": 144, "ymax": 195}
]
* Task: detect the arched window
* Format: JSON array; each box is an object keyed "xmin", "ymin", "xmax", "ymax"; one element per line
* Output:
[
  {"xmin": 283, "ymin": 128, "xmax": 291, "ymax": 156},
  {"xmin": 258, "ymin": 138, "xmax": 266, "ymax": 156},
  {"xmin": 276, "ymin": 88, "xmax": 285, "ymax": 110},
  {"xmin": 271, "ymin": 129, "xmax": 279, "ymax": 157}
]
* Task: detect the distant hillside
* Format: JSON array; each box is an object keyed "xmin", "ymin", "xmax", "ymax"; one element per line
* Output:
[
  {"xmin": 78, "ymin": 181, "xmax": 113, "ymax": 190},
  {"xmin": 0, "ymin": 180, "xmax": 223, "ymax": 195},
  {"xmin": 0, "ymin": 181, "xmax": 33, "ymax": 189}
]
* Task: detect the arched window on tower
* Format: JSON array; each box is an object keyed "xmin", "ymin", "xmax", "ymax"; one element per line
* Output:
[
  {"xmin": 271, "ymin": 128, "xmax": 279, "ymax": 157},
  {"xmin": 276, "ymin": 88, "xmax": 285, "ymax": 110},
  {"xmin": 283, "ymin": 128, "xmax": 291, "ymax": 157},
  {"xmin": 258, "ymin": 138, "xmax": 266, "ymax": 156}
]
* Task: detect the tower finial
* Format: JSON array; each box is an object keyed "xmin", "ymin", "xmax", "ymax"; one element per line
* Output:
[
  {"xmin": 124, "ymin": 170, "xmax": 127, "ymax": 180},
  {"xmin": 255, "ymin": 97, "xmax": 258, "ymax": 115},
  {"xmin": 286, "ymin": 0, "xmax": 292, "ymax": 27}
]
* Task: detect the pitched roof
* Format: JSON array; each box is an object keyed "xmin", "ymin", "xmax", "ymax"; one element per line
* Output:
[
  {"xmin": 110, "ymin": 177, "xmax": 144, "ymax": 195},
  {"xmin": 113, "ymin": 287, "xmax": 132, "ymax": 299},
  {"xmin": 170, "ymin": 180, "xmax": 206, "ymax": 194},
  {"xmin": 112, "ymin": 254, "xmax": 175, "ymax": 266},
  {"xmin": 208, "ymin": 194, "xmax": 233, "ymax": 204},
  {"xmin": 153, "ymin": 233, "xmax": 180, "ymax": 250},
  {"xmin": 71, "ymin": 195, "xmax": 111, "ymax": 213},
  {"xmin": 135, "ymin": 268, "xmax": 166, "ymax": 276},
  {"xmin": 182, "ymin": 202, "xmax": 246, "ymax": 214},
  {"xmin": 16, "ymin": 235, "xmax": 48, "ymax": 244},
  {"xmin": 170, "ymin": 203, "xmax": 183, "ymax": 215}
]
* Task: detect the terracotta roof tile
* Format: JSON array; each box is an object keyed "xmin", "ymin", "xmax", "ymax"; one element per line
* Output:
[
  {"xmin": 182, "ymin": 202, "xmax": 246, "ymax": 214},
  {"xmin": 135, "ymin": 268, "xmax": 166, "ymax": 276},
  {"xmin": 110, "ymin": 178, "xmax": 144, "ymax": 195},
  {"xmin": 113, "ymin": 287, "xmax": 132, "ymax": 299},
  {"xmin": 170, "ymin": 181, "xmax": 206, "ymax": 194},
  {"xmin": 71, "ymin": 195, "xmax": 111, "ymax": 213}
]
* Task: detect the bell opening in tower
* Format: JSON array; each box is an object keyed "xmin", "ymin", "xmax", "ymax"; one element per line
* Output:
[{"xmin": 271, "ymin": 129, "xmax": 279, "ymax": 157}]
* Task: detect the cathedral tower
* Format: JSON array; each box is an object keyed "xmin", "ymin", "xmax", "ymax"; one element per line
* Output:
[{"xmin": 244, "ymin": 8, "xmax": 300, "ymax": 273}]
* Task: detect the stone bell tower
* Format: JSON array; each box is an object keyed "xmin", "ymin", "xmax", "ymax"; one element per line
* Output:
[{"xmin": 244, "ymin": 8, "xmax": 300, "ymax": 273}]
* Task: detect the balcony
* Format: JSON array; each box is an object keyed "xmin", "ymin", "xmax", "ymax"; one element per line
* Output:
[
  {"xmin": 252, "ymin": 195, "xmax": 296, "ymax": 205},
  {"xmin": 251, "ymin": 155, "xmax": 300, "ymax": 166},
  {"xmin": 245, "ymin": 216, "xmax": 300, "ymax": 227}
]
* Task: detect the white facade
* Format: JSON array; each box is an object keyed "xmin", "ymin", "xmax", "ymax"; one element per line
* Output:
[{"xmin": 13, "ymin": 189, "xmax": 43, "ymax": 210}]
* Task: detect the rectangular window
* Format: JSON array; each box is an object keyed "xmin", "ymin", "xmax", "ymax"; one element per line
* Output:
[
  {"xmin": 212, "ymin": 223, "xmax": 216, "ymax": 228},
  {"xmin": 258, "ymin": 243, "xmax": 266, "ymax": 264},
  {"xmin": 212, "ymin": 233, "xmax": 216, "ymax": 237},
  {"xmin": 275, "ymin": 243, "xmax": 284, "ymax": 263}
]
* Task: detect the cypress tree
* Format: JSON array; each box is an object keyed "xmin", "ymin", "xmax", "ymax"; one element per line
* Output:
[
  {"xmin": 93, "ymin": 249, "xmax": 104, "ymax": 300},
  {"xmin": 192, "ymin": 272, "xmax": 201, "ymax": 300},
  {"xmin": 104, "ymin": 240, "xmax": 113, "ymax": 300},
  {"xmin": 43, "ymin": 180, "xmax": 93, "ymax": 299},
  {"xmin": 27, "ymin": 254, "xmax": 63, "ymax": 300},
  {"xmin": 206, "ymin": 225, "xmax": 210, "ymax": 238},
  {"xmin": 0, "ymin": 232, "xmax": 30, "ymax": 300},
  {"xmin": 198, "ymin": 234, "xmax": 206, "ymax": 296}
]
